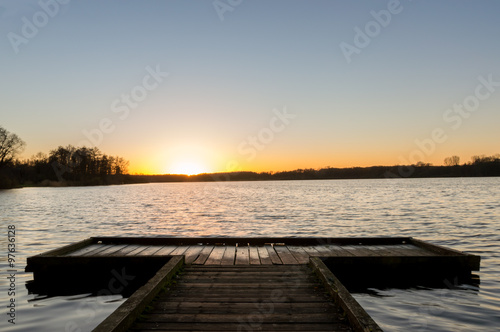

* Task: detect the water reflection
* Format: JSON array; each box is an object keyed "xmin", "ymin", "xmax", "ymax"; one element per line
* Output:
[{"xmin": 0, "ymin": 177, "xmax": 499, "ymax": 331}]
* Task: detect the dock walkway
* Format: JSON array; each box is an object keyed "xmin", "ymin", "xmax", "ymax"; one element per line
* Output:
[
  {"xmin": 130, "ymin": 265, "xmax": 351, "ymax": 331},
  {"xmin": 25, "ymin": 237, "xmax": 480, "ymax": 332},
  {"xmin": 64, "ymin": 239, "xmax": 438, "ymax": 265}
]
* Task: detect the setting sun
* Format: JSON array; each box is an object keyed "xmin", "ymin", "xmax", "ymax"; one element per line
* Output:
[{"xmin": 169, "ymin": 161, "xmax": 208, "ymax": 176}]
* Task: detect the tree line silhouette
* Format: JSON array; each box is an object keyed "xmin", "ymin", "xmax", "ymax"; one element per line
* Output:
[
  {"xmin": 0, "ymin": 126, "xmax": 129, "ymax": 188},
  {"xmin": 1, "ymin": 125, "xmax": 499, "ymax": 189},
  {"xmin": 130, "ymin": 155, "xmax": 500, "ymax": 184}
]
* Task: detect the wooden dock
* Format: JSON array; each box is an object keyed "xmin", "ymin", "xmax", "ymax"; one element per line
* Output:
[
  {"xmin": 25, "ymin": 237, "xmax": 480, "ymax": 332},
  {"xmin": 131, "ymin": 265, "xmax": 352, "ymax": 331}
]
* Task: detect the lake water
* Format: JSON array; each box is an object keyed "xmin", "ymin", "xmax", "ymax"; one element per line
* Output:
[{"xmin": 1, "ymin": 177, "xmax": 499, "ymax": 331}]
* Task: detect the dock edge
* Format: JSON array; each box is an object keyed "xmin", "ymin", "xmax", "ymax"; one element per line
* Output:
[
  {"xmin": 309, "ymin": 256, "xmax": 383, "ymax": 332},
  {"xmin": 92, "ymin": 255, "xmax": 184, "ymax": 332}
]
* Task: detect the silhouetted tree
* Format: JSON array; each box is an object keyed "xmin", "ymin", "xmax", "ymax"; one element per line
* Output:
[
  {"xmin": 444, "ymin": 156, "xmax": 460, "ymax": 166},
  {"xmin": 0, "ymin": 126, "xmax": 25, "ymax": 167}
]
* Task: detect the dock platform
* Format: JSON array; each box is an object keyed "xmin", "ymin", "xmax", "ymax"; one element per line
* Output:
[{"xmin": 25, "ymin": 237, "xmax": 480, "ymax": 331}]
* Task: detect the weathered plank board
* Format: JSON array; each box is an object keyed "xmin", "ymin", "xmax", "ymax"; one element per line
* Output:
[
  {"xmin": 265, "ymin": 245, "xmax": 283, "ymax": 264},
  {"xmin": 183, "ymin": 245, "xmax": 205, "ymax": 264},
  {"xmin": 129, "ymin": 264, "xmax": 352, "ymax": 331},
  {"xmin": 108, "ymin": 244, "xmax": 143, "ymax": 256},
  {"xmin": 27, "ymin": 237, "xmax": 480, "ymax": 332},
  {"xmin": 169, "ymin": 245, "xmax": 190, "ymax": 256},
  {"xmin": 274, "ymin": 245, "xmax": 299, "ymax": 264},
  {"xmin": 134, "ymin": 245, "xmax": 164, "ymax": 256},
  {"xmin": 126, "ymin": 245, "xmax": 149, "ymax": 256},
  {"xmin": 131, "ymin": 322, "xmax": 351, "ymax": 331},
  {"xmin": 248, "ymin": 246, "xmax": 261, "ymax": 265},
  {"xmin": 205, "ymin": 246, "xmax": 226, "ymax": 265},
  {"xmin": 287, "ymin": 246, "xmax": 312, "ymax": 264},
  {"xmin": 154, "ymin": 245, "xmax": 179, "ymax": 256},
  {"xmin": 66, "ymin": 244, "xmax": 104, "ymax": 256},
  {"xmin": 192, "ymin": 246, "xmax": 214, "ymax": 265},
  {"xmin": 235, "ymin": 245, "xmax": 250, "ymax": 265},
  {"xmin": 220, "ymin": 245, "xmax": 236, "ymax": 265},
  {"xmin": 82, "ymin": 244, "xmax": 127, "ymax": 256},
  {"xmin": 138, "ymin": 313, "xmax": 338, "ymax": 323},
  {"xmin": 257, "ymin": 246, "xmax": 273, "ymax": 265}
]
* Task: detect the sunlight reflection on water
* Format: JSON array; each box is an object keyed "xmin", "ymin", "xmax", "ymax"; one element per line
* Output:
[{"xmin": 0, "ymin": 177, "xmax": 499, "ymax": 331}]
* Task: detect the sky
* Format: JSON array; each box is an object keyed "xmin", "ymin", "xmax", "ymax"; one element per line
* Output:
[{"xmin": 1, "ymin": 0, "xmax": 499, "ymax": 175}]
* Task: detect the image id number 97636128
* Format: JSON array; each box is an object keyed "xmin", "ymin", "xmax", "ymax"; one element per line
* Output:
[{"xmin": 6, "ymin": 225, "xmax": 16, "ymax": 325}]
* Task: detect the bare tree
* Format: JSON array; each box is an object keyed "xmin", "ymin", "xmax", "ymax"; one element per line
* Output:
[
  {"xmin": 0, "ymin": 126, "xmax": 26, "ymax": 167},
  {"xmin": 444, "ymin": 155, "xmax": 460, "ymax": 166}
]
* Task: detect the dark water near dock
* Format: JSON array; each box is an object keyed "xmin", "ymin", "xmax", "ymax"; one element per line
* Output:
[{"xmin": 1, "ymin": 177, "xmax": 499, "ymax": 331}]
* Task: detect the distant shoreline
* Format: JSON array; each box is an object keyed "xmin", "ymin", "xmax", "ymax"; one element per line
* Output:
[{"xmin": 9, "ymin": 161, "xmax": 498, "ymax": 188}]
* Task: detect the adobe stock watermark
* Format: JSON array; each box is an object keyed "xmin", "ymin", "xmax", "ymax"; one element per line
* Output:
[
  {"xmin": 340, "ymin": 0, "xmax": 411, "ymax": 64},
  {"xmin": 7, "ymin": 0, "xmax": 71, "ymax": 54},
  {"xmin": 207, "ymin": 106, "xmax": 295, "ymax": 183},
  {"xmin": 237, "ymin": 106, "xmax": 296, "ymax": 162},
  {"xmin": 237, "ymin": 265, "xmax": 303, "ymax": 331},
  {"xmin": 387, "ymin": 74, "xmax": 499, "ymax": 178},
  {"xmin": 213, "ymin": 0, "xmax": 243, "ymax": 21},
  {"xmin": 79, "ymin": 64, "xmax": 169, "ymax": 148},
  {"xmin": 51, "ymin": 64, "xmax": 168, "ymax": 181}
]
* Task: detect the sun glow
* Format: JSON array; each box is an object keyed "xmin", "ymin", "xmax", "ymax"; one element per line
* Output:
[{"xmin": 169, "ymin": 161, "xmax": 208, "ymax": 176}]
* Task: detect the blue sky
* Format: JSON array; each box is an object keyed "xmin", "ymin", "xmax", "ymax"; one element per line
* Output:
[{"xmin": 1, "ymin": 0, "xmax": 499, "ymax": 174}]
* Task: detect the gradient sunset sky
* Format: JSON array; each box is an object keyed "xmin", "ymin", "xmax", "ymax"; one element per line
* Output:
[{"xmin": 2, "ymin": 0, "xmax": 499, "ymax": 175}]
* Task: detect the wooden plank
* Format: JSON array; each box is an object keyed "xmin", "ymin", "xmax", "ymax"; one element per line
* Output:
[
  {"xmin": 157, "ymin": 295, "xmax": 330, "ymax": 303},
  {"xmin": 124, "ymin": 263, "xmax": 354, "ymax": 332},
  {"xmin": 168, "ymin": 290, "xmax": 320, "ymax": 298},
  {"xmin": 342, "ymin": 245, "xmax": 381, "ymax": 257},
  {"xmin": 140, "ymin": 313, "xmax": 337, "ymax": 323},
  {"xmin": 92, "ymin": 236, "xmax": 411, "ymax": 246},
  {"xmin": 286, "ymin": 246, "xmax": 311, "ymax": 264},
  {"xmin": 179, "ymin": 271, "xmax": 306, "ymax": 278},
  {"xmin": 370, "ymin": 245, "xmax": 412, "ymax": 256},
  {"xmin": 90, "ymin": 244, "xmax": 128, "ymax": 256},
  {"xmin": 192, "ymin": 246, "xmax": 214, "ymax": 265},
  {"xmin": 126, "ymin": 245, "xmax": 150, "ymax": 256},
  {"xmin": 235, "ymin": 245, "xmax": 250, "ymax": 265},
  {"xmin": 310, "ymin": 257, "xmax": 383, "ymax": 332},
  {"xmin": 257, "ymin": 246, "xmax": 273, "ymax": 265},
  {"xmin": 220, "ymin": 246, "xmax": 236, "ymax": 265},
  {"xmin": 410, "ymin": 238, "xmax": 466, "ymax": 256},
  {"xmin": 302, "ymin": 246, "xmax": 322, "ymax": 257},
  {"xmin": 154, "ymin": 301, "xmax": 333, "ymax": 308},
  {"xmin": 92, "ymin": 256, "xmax": 185, "ymax": 332},
  {"xmin": 154, "ymin": 245, "xmax": 179, "ymax": 256},
  {"xmin": 152, "ymin": 301, "xmax": 335, "ymax": 312},
  {"xmin": 389, "ymin": 245, "xmax": 436, "ymax": 256},
  {"xmin": 323, "ymin": 245, "xmax": 354, "ymax": 257},
  {"xmin": 41, "ymin": 237, "xmax": 94, "ymax": 257},
  {"xmin": 266, "ymin": 245, "xmax": 283, "ymax": 265},
  {"xmin": 183, "ymin": 245, "xmax": 205, "ymax": 264},
  {"xmin": 205, "ymin": 246, "xmax": 226, "ymax": 265},
  {"xmin": 66, "ymin": 244, "xmax": 105, "ymax": 256},
  {"xmin": 131, "ymin": 322, "xmax": 350, "ymax": 331},
  {"xmin": 175, "ymin": 278, "xmax": 315, "ymax": 285},
  {"xmin": 134, "ymin": 245, "xmax": 164, "ymax": 256},
  {"xmin": 274, "ymin": 245, "xmax": 299, "ymax": 264},
  {"xmin": 248, "ymin": 246, "xmax": 261, "ymax": 265},
  {"xmin": 81, "ymin": 244, "xmax": 115, "ymax": 256},
  {"xmin": 169, "ymin": 245, "xmax": 190, "ymax": 256},
  {"xmin": 173, "ymin": 285, "xmax": 316, "ymax": 293},
  {"xmin": 185, "ymin": 265, "xmax": 295, "ymax": 271},
  {"xmin": 108, "ymin": 244, "xmax": 144, "ymax": 256},
  {"xmin": 315, "ymin": 245, "xmax": 353, "ymax": 257}
]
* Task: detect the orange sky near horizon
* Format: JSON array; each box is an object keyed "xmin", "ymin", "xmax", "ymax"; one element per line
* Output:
[{"xmin": 2, "ymin": 2, "xmax": 499, "ymax": 177}]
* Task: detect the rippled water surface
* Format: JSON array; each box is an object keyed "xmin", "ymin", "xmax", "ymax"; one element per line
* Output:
[{"xmin": 1, "ymin": 178, "xmax": 499, "ymax": 331}]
